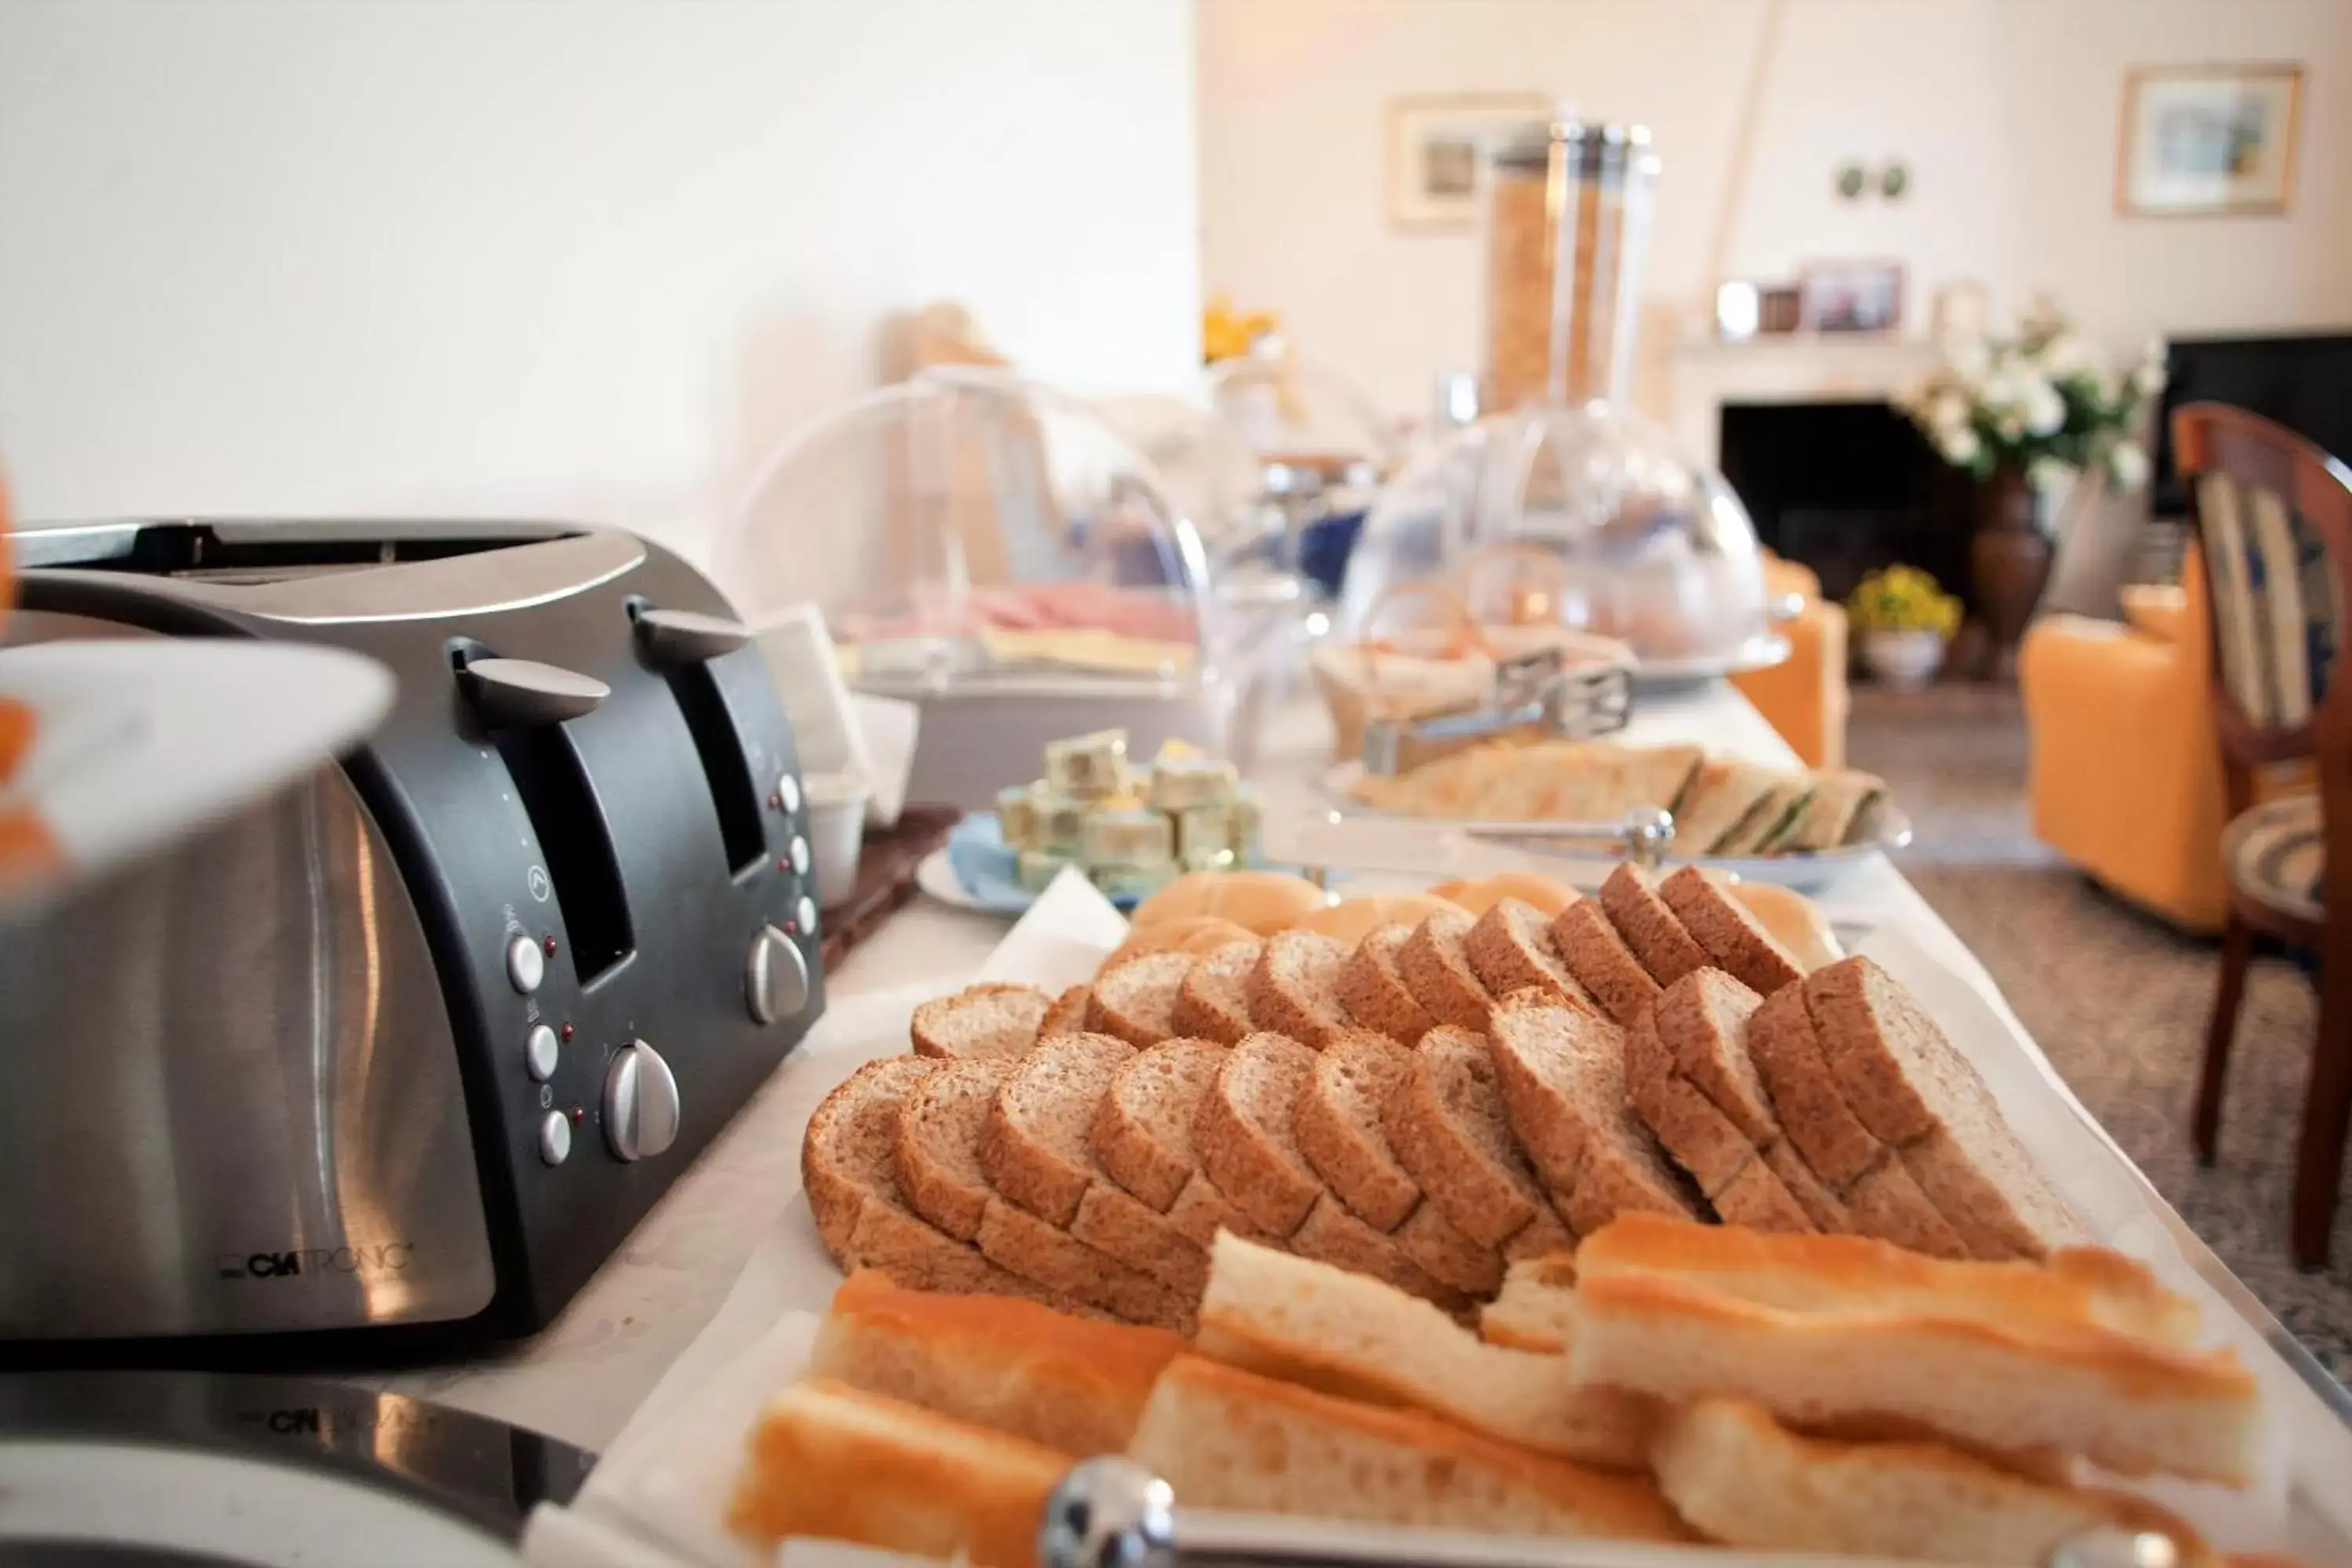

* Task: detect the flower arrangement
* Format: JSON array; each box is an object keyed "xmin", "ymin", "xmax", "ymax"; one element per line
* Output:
[
  {"xmin": 1895, "ymin": 299, "xmax": 2165, "ymax": 498},
  {"xmin": 1203, "ymin": 296, "xmax": 1279, "ymax": 365},
  {"xmin": 1848, "ymin": 565, "xmax": 1962, "ymax": 638}
]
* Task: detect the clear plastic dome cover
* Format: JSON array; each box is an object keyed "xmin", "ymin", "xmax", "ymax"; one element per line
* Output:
[
  {"xmin": 1207, "ymin": 340, "xmax": 1403, "ymax": 474},
  {"xmin": 720, "ymin": 369, "xmax": 1213, "ymax": 692},
  {"xmin": 1337, "ymin": 401, "xmax": 1771, "ymax": 667}
]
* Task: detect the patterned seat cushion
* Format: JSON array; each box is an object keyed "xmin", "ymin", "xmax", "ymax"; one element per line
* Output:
[{"xmin": 2222, "ymin": 793, "xmax": 2324, "ymax": 924}]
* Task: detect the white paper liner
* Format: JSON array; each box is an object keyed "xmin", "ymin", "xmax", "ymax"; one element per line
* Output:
[{"xmin": 524, "ymin": 876, "xmax": 2352, "ymax": 1567}]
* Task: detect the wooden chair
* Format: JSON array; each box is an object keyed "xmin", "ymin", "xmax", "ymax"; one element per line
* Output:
[{"xmin": 2182, "ymin": 403, "xmax": 2352, "ymax": 1268}]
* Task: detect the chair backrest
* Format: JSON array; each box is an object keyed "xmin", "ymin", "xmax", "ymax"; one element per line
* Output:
[{"xmin": 2175, "ymin": 402, "xmax": 2352, "ymax": 767}]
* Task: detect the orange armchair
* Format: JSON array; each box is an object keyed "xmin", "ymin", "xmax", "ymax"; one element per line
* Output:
[
  {"xmin": 2020, "ymin": 546, "xmax": 2306, "ymax": 932},
  {"xmin": 1732, "ymin": 556, "xmax": 1850, "ymax": 770}
]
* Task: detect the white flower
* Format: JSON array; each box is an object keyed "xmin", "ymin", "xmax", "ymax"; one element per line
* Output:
[
  {"xmin": 1942, "ymin": 427, "xmax": 1983, "ymax": 467},
  {"xmin": 1997, "ymin": 409, "xmax": 2026, "ymax": 441},
  {"xmin": 2021, "ymin": 376, "xmax": 2067, "ymax": 436},
  {"xmin": 1979, "ymin": 369, "xmax": 2020, "ymax": 412},
  {"xmin": 1945, "ymin": 337, "xmax": 1991, "ymax": 385},
  {"xmin": 2132, "ymin": 356, "xmax": 2167, "ymax": 398},
  {"xmin": 1929, "ymin": 388, "xmax": 1970, "ymax": 436},
  {"xmin": 2039, "ymin": 333, "xmax": 2088, "ymax": 376},
  {"xmin": 2028, "ymin": 456, "xmax": 2074, "ymax": 495},
  {"xmin": 2108, "ymin": 439, "xmax": 2150, "ymax": 490}
]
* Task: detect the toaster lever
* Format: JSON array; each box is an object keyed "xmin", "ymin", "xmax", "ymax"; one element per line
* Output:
[
  {"xmin": 462, "ymin": 657, "xmax": 611, "ymax": 727},
  {"xmin": 635, "ymin": 607, "xmax": 751, "ymax": 665}
]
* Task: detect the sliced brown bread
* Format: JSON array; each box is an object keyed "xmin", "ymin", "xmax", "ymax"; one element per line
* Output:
[
  {"xmin": 1039, "ymin": 984, "xmax": 1091, "ymax": 1038},
  {"xmin": 1246, "ymin": 930, "xmax": 1356, "ymax": 1048},
  {"xmin": 1336, "ymin": 922, "xmax": 1439, "ymax": 1043},
  {"xmin": 1484, "ymin": 989, "xmax": 1704, "ymax": 1236},
  {"xmin": 1624, "ymin": 1009, "xmax": 1761, "ymax": 1200},
  {"xmin": 978, "ymin": 1032, "xmax": 1133, "ymax": 1226},
  {"xmin": 1762, "ymin": 1135, "xmax": 1850, "ymax": 1232},
  {"xmin": 909, "ymin": 982, "xmax": 1051, "ymax": 1060},
  {"xmin": 1548, "ymin": 898, "xmax": 1661, "ymax": 1028},
  {"xmin": 1658, "ymin": 866, "xmax": 1806, "ymax": 997},
  {"xmin": 1395, "ymin": 909, "xmax": 1496, "ymax": 1031},
  {"xmin": 1597, "ymin": 864, "xmax": 1709, "ymax": 987},
  {"xmin": 1463, "ymin": 899, "xmax": 1604, "ymax": 1017},
  {"xmin": 1392, "ymin": 1199, "xmax": 1507, "ymax": 1296},
  {"xmin": 1803, "ymin": 957, "xmax": 2085, "ymax": 1261},
  {"xmin": 1293, "ymin": 1030, "xmax": 1423, "ymax": 1231},
  {"xmin": 802, "ymin": 1057, "xmax": 1065, "ymax": 1305},
  {"xmin": 1653, "ymin": 968, "xmax": 1780, "ymax": 1145},
  {"xmin": 1093, "ymin": 1038, "xmax": 1225, "ymax": 1211},
  {"xmin": 1171, "ymin": 938, "xmax": 1261, "ymax": 1045},
  {"xmin": 1290, "ymin": 1191, "xmax": 1455, "ymax": 1306},
  {"xmin": 1196, "ymin": 1032, "xmax": 1327, "ymax": 1238},
  {"xmin": 895, "ymin": 1057, "xmax": 1021, "ymax": 1241},
  {"xmin": 971, "ymin": 1194, "xmax": 1194, "ymax": 1330},
  {"xmin": 1383, "ymin": 1025, "xmax": 1566, "ymax": 1252},
  {"xmin": 1744, "ymin": 982, "xmax": 1966, "ymax": 1259},
  {"xmin": 1085, "ymin": 949, "xmax": 1192, "ymax": 1047}
]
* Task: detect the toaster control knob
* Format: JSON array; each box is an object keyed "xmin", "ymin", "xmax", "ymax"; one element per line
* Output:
[
  {"xmin": 746, "ymin": 924, "xmax": 810, "ymax": 1025},
  {"xmin": 635, "ymin": 607, "xmax": 750, "ymax": 665},
  {"xmin": 506, "ymin": 933, "xmax": 545, "ymax": 995},
  {"xmin": 462, "ymin": 657, "xmax": 610, "ymax": 727},
  {"xmin": 604, "ymin": 1040, "xmax": 681, "ymax": 1163}
]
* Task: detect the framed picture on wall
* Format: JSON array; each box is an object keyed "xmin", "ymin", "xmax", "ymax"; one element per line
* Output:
[
  {"xmin": 2117, "ymin": 64, "xmax": 2303, "ymax": 217},
  {"xmin": 1385, "ymin": 93, "xmax": 1552, "ymax": 233},
  {"xmin": 1798, "ymin": 260, "xmax": 1906, "ymax": 336}
]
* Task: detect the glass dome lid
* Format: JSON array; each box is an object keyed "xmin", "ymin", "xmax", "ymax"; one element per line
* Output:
[
  {"xmin": 1336, "ymin": 400, "xmax": 1774, "ymax": 671},
  {"xmin": 1207, "ymin": 339, "xmax": 1403, "ymax": 477},
  {"xmin": 720, "ymin": 368, "xmax": 1214, "ymax": 694}
]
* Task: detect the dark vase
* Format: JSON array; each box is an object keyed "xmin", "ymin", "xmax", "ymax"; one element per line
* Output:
[{"xmin": 1969, "ymin": 466, "xmax": 2054, "ymax": 681}]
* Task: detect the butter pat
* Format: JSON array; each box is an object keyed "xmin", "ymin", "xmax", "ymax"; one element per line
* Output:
[
  {"xmin": 1033, "ymin": 793, "xmax": 1089, "ymax": 856},
  {"xmin": 1044, "ymin": 728, "xmax": 1129, "ymax": 800},
  {"xmin": 1081, "ymin": 800, "xmax": 1174, "ymax": 868},
  {"xmin": 1174, "ymin": 804, "xmax": 1236, "ymax": 872},
  {"xmin": 1090, "ymin": 859, "xmax": 1176, "ymax": 900},
  {"xmin": 1017, "ymin": 848, "xmax": 1080, "ymax": 893},
  {"xmin": 1149, "ymin": 753, "xmax": 1240, "ymax": 814},
  {"xmin": 995, "ymin": 783, "xmax": 1040, "ymax": 850}
]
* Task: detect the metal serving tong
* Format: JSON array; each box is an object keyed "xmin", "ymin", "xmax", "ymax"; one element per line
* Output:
[
  {"xmin": 1036, "ymin": 1457, "xmax": 2185, "ymax": 1568},
  {"xmin": 1268, "ymin": 805, "xmax": 1678, "ymax": 891},
  {"xmin": 1359, "ymin": 648, "xmax": 1632, "ymax": 778}
]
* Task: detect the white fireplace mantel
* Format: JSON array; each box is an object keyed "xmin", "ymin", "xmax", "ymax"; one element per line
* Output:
[{"xmin": 1668, "ymin": 335, "xmax": 1944, "ymax": 470}]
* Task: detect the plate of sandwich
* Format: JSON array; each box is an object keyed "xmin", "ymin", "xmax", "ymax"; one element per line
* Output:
[{"xmin": 1323, "ymin": 740, "xmax": 1907, "ymax": 889}]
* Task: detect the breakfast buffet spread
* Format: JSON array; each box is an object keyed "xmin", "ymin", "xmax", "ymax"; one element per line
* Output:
[{"xmin": 521, "ymin": 833, "xmax": 2352, "ymax": 1568}]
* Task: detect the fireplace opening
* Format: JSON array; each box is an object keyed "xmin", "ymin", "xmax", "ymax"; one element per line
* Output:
[{"xmin": 1717, "ymin": 400, "xmax": 1975, "ymax": 608}]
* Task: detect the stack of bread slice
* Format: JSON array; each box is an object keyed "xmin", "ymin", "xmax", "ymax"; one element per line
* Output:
[
  {"xmin": 734, "ymin": 1225, "xmax": 2255, "ymax": 1566},
  {"xmin": 804, "ymin": 860, "xmax": 2086, "ymax": 1330}
]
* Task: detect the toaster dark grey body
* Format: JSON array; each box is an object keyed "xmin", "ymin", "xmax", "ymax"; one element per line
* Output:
[{"xmin": 0, "ymin": 520, "xmax": 823, "ymax": 1341}]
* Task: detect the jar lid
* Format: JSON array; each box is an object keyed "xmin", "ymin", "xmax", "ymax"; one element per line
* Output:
[{"xmin": 1494, "ymin": 118, "xmax": 1655, "ymax": 174}]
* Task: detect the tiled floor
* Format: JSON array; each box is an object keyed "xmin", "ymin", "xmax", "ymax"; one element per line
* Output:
[{"xmin": 1849, "ymin": 682, "xmax": 2352, "ymax": 1381}]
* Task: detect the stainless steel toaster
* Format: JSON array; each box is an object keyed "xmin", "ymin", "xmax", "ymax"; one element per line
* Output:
[{"xmin": 0, "ymin": 519, "xmax": 825, "ymax": 1344}]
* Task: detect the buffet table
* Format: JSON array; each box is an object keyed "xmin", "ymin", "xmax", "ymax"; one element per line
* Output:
[{"xmin": 365, "ymin": 683, "xmax": 2352, "ymax": 1547}]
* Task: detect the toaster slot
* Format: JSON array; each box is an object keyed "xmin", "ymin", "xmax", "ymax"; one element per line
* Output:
[
  {"xmin": 662, "ymin": 660, "xmax": 767, "ymax": 874},
  {"xmin": 494, "ymin": 724, "xmax": 636, "ymax": 982}
]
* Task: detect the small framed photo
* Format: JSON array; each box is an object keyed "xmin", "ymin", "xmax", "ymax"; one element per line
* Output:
[
  {"xmin": 2118, "ymin": 64, "xmax": 2302, "ymax": 217},
  {"xmin": 1798, "ymin": 260, "xmax": 1906, "ymax": 336},
  {"xmin": 1386, "ymin": 93, "xmax": 1552, "ymax": 232}
]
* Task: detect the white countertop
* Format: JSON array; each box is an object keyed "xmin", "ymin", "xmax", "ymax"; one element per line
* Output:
[{"xmin": 358, "ymin": 684, "xmax": 2007, "ymax": 1454}]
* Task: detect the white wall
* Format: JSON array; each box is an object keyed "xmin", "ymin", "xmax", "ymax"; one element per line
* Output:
[
  {"xmin": 1198, "ymin": 0, "xmax": 2352, "ymax": 419},
  {"xmin": 0, "ymin": 0, "xmax": 1201, "ymax": 564}
]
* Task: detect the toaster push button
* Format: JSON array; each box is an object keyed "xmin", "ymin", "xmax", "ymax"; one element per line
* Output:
[
  {"xmin": 795, "ymin": 895, "xmax": 818, "ymax": 936},
  {"xmin": 746, "ymin": 924, "xmax": 810, "ymax": 1025},
  {"xmin": 506, "ymin": 933, "xmax": 546, "ymax": 995},
  {"xmin": 776, "ymin": 773, "xmax": 801, "ymax": 815},
  {"xmin": 538, "ymin": 1110, "xmax": 572, "ymax": 1167},
  {"xmin": 604, "ymin": 1040, "xmax": 681, "ymax": 1162},
  {"xmin": 526, "ymin": 1023, "xmax": 560, "ymax": 1082},
  {"xmin": 787, "ymin": 836, "xmax": 811, "ymax": 876}
]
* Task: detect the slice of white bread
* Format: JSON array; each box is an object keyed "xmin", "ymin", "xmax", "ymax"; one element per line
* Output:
[
  {"xmin": 909, "ymin": 982, "xmax": 1051, "ymax": 1059},
  {"xmin": 1597, "ymin": 863, "xmax": 1710, "ymax": 986},
  {"xmin": 804, "ymin": 1057, "xmax": 1064, "ymax": 1303},
  {"xmin": 1040, "ymin": 984, "xmax": 1091, "ymax": 1038},
  {"xmin": 1196, "ymin": 1031, "xmax": 1327, "ymax": 1237},
  {"xmin": 1651, "ymin": 1397, "xmax": 2216, "ymax": 1567},
  {"xmin": 1085, "ymin": 949, "xmax": 1192, "ymax": 1047},
  {"xmin": 1483, "ymin": 989, "xmax": 1704, "ymax": 1235},
  {"xmin": 1396, "ymin": 909, "xmax": 1497, "ymax": 1030},
  {"xmin": 1548, "ymin": 896, "xmax": 1661, "ymax": 1027},
  {"xmin": 1567, "ymin": 1215, "xmax": 2263, "ymax": 1485},
  {"xmin": 1335, "ymin": 922, "xmax": 1439, "ymax": 1043},
  {"xmin": 729, "ymin": 1377, "xmax": 1062, "ymax": 1565},
  {"xmin": 1195, "ymin": 1232, "xmax": 1657, "ymax": 1469},
  {"xmin": 1383, "ymin": 1025, "xmax": 1573, "ymax": 1255},
  {"xmin": 1294, "ymin": 1029, "xmax": 1504, "ymax": 1294},
  {"xmin": 1658, "ymin": 866, "xmax": 1806, "ymax": 998},
  {"xmin": 1125, "ymin": 1356, "xmax": 1693, "ymax": 1541},
  {"xmin": 1480, "ymin": 1253, "xmax": 1578, "ymax": 1352},
  {"xmin": 1805, "ymin": 956, "xmax": 2087, "ymax": 1261},
  {"xmin": 1170, "ymin": 937, "xmax": 1261, "ymax": 1044},
  {"xmin": 1747, "ymin": 981, "xmax": 1968, "ymax": 1258},
  {"xmin": 1246, "ymin": 929, "xmax": 1356, "ymax": 1047},
  {"xmin": 1091, "ymin": 1037, "xmax": 1265, "ymax": 1248},
  {"xmin": 1463, "ymin": 898, "xmax": 1605, "ymax": 1016},
  {"xmin": 889, "ymin": 1053, "xmax": 1192, "ymax": 1326},
  {"xmin": 811, "ymin": 1270, "xmax": 1187, "ymax": 1457},
  {"xmin": 982, "ymin": 1033, "xmax": 1207, "ymax": 1296}
]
